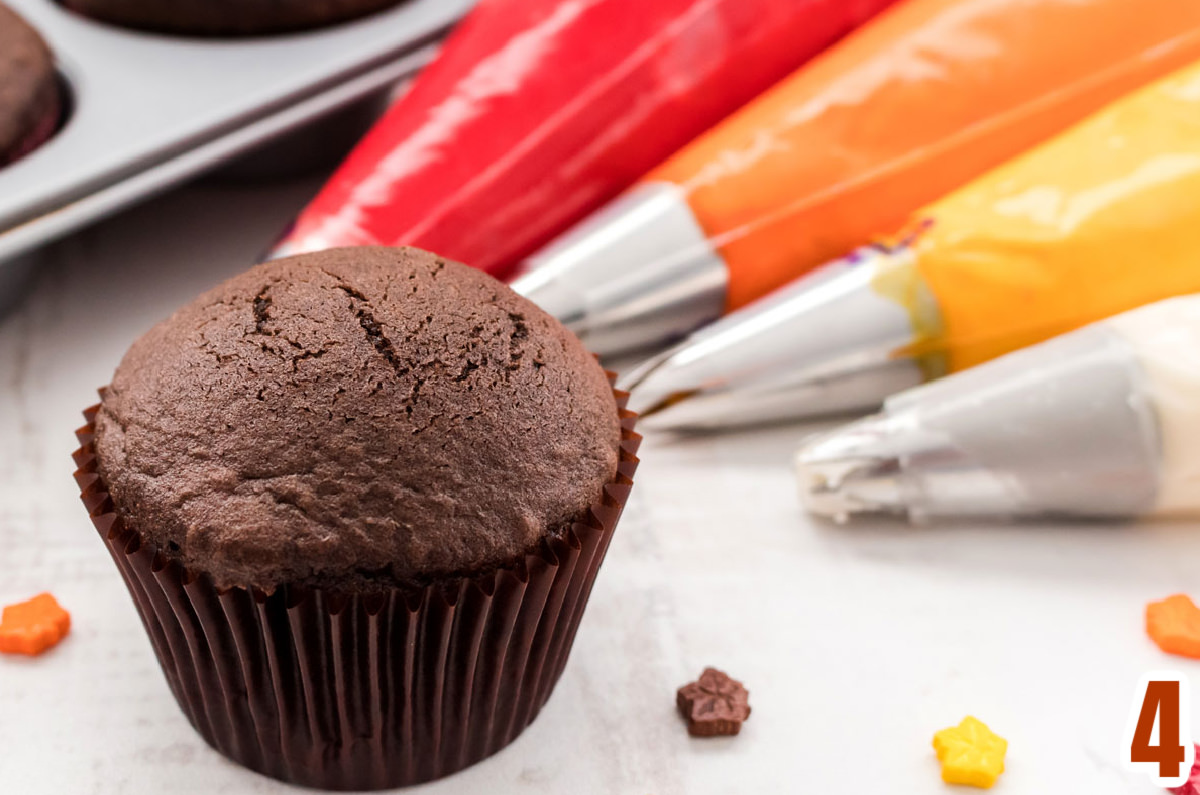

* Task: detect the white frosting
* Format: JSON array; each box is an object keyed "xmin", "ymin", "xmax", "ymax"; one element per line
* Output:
[{"xmin": 1107, "ymin": 295, "xmax": 1200, "ymax": 515}]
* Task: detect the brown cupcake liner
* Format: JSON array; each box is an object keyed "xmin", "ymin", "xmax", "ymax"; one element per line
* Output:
[{"xmin": 73, "ymin": 377, "xmax": 639, "ymax": 790}]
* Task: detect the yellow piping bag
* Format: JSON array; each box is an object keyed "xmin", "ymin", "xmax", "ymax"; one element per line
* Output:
[
  {"xmin": 516, "ymin": 0, "xmax": 1200, "ymax": 357},
  {"xmin": 623, "ymin": 58, "xmax": 1200, "ymax": 431}
]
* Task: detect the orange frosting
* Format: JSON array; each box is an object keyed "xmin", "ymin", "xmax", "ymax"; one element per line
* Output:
[{"xmin": 648, "ymin": 0, "xmax": 1200, "ymax": 311}]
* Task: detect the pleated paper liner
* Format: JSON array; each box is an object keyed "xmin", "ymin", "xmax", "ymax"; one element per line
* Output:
[{"xmin": 73, "ymin": 378, "xmax": 639, "ymax": 791}]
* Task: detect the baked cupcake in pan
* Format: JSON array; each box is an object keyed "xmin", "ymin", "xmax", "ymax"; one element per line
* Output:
[
  {"xmin": 59, "ymin": 0, "xmax": 410, "ymax": 36},
  {"xmin": 74, "ymin": 246, "xmax": 639, "ymax": 789},
  {"xmin": 0, "ymin": 3, "xmax": 60, "ymax": 167}
]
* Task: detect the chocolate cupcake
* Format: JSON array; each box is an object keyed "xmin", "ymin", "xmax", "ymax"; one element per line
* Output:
[
  {"xmin": 59, "ymin": 0, "xmax": 410, "ymax": 36},
  {"xmin": 73, "ymin": 247, "xmax": 639, "ymax": 789},
  {"xmin": 0, "ymin": 3, "xmax": 59, "ymax": 167}
]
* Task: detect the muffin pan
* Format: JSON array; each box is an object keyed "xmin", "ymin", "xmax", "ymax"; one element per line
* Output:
[{"xmin": 0, "ymin": 0, "xmax": 474, "ymax": 305}]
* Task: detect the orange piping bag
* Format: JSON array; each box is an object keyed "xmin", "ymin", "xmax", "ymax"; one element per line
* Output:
[
  {"xmin": 515, "ymin": 0, "xmax": 1200, "ymax": 356},
  {"xmin": 621, "ymin": 56, "xmax": 1200, "ymax": 431},
  {"xmin": 271, "ymin": 0, "xmax": 897, "ymax": 274}
]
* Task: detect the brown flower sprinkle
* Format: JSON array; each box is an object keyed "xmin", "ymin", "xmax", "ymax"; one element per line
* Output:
[{"xmin": 677, "ymin": 668, "xmax": 751, "ymax": 737}]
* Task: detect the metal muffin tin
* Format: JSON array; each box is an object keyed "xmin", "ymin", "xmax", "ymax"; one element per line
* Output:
[{"xmin": 0, "ymin": 0, "xmax": 475, "ymax": 309}]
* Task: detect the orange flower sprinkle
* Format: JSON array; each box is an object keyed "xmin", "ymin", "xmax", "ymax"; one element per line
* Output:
[
  {"xmin": 1146, "ymin": 594, "xmax": 1200, "ymax": 659},
  {"xmin": 0, "ymin": 593, "xmax": 71, "ymax": 656}
]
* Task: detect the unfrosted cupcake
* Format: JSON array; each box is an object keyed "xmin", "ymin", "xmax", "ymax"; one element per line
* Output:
[
  {"xmin": 0, "ymin": 3, "xmax": 59, "ymax": 167},
  {"xmin": 74, "ymin": 246, "xmax": 639, "ymax": 789},
  {"xmin": 59, "ymin": 0, "xmax": 409, "ymax": 36}
]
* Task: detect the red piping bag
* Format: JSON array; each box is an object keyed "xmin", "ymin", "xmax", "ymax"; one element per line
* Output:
[{"xmin": 271, "ymin": 0, "xmax": 898, "ymax": 277}]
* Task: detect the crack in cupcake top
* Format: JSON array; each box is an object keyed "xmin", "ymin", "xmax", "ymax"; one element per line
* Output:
[{"xmin": 93, "ymin": 247, "xmax": 621, "ymax": 591}]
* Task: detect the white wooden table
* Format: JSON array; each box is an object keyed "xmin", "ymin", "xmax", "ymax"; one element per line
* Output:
[{"xmin": 0, "ymin": 176, "xmax": 1193, "ymax": 794}]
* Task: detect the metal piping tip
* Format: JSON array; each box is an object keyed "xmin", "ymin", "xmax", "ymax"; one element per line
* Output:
[
  {"xmin": 618, "ymin": 344, "xmax": 702, "ymax": 417},
  {"xmin": 794, "ymin": 321, "xmax": 1168, "ymax": 523},
  {"xmin": 572, "ymin": 252, "xmax": 728, "ymax": 357},
  {"xmin": 794, "ymin": 416, "xmax": 909, "ymax": 519},
  {"xmin": 633, "ymin": 361, "xmax": 924, "ymax": 432},
  {"xmin": 267, "ymin": 241, "xmax": 301, "ymax": 260},
  {"xmin": 267, "ymin": 233, "xmax": 333, "ymax": 262},
  {"xmin": 509, "ymin": 269, "xmax": 588, "ymax": 328},
  {"xmin": 617, "ymin": 248, "xmax": 927, "ymax": 432},
  {"xmin": 513, "ymin": 182, "xmax": 729, "ymax": 357}
]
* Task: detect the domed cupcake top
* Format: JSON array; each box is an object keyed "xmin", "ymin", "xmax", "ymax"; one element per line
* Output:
[
  {"xmin": 0, "ymin": 4, "xmax": 57, "ymax": 165},
  {"xmin": 94, "ymin": 247, "xmax": 621, "ymax": 590},
  {"xmin": 58, "ymin": 0, "xmax": 406, "ymax": 36}
]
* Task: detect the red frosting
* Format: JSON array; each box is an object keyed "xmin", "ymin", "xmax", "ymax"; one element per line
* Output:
[{"xmin": 280, "ymin": 0, "xmax": 897, "ymax": 277}]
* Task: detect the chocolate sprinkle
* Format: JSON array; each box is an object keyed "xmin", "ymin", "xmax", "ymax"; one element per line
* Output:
[{"xmin": 677, "ymin": 668, "xmax": 751, "ymax": 737}]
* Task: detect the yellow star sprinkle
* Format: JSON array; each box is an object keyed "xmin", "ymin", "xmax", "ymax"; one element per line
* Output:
[{"xmin": 932, "ymin": 716, "xmax": 1007, "ymax": 788}]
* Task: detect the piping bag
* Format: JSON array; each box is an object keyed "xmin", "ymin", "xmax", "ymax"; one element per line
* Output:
[
  {"xmin": 622, "ymin": 57, "xmax": 1200, "ymax": 432},
  {"xmin": 269, "ymin": 0, "xmax": 898, "ymax": 274},
  {"xmin": 796, "ymin": 294, "xmax": 1200, "ymax": 522},
  {"xmin": 514, "ymin": 0, "xmax": 1200, "ymax": 356}
]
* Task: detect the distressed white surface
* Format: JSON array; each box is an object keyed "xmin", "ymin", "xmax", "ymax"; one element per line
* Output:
[{"xmin": 0, "ymin": 178, "xmax": 1195, "ymax": 794}]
